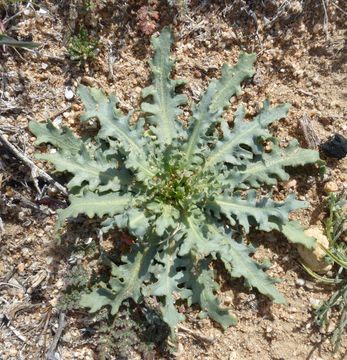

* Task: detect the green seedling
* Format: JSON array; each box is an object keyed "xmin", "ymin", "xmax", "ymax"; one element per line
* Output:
[{"xmin": 67, "ymin": 25, "xmax": 99, "ymax": 65}]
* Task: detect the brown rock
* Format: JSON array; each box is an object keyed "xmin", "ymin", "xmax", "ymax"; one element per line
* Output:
[
  {"xmin": 323, "ymin": 181, "xmax": 338, "ymax": 193},
  {"xmin": 81, "ymin": 76, "xmax": 97, "ymax": 87}
]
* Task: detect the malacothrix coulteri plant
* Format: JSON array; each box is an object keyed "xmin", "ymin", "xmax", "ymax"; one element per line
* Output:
[{"xmin": 29, "ymin": 27, "xmax": 321, "ymax": 336}]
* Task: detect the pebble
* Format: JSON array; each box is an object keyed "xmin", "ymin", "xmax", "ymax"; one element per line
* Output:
[
  {"xmin": 53, "ymin": 118, "xmax": 62, "ymax": 127},
  {"xmin": 313, "ymin": 23, "xmax": 322, "ymax": 34},
  {"xmin": 17, "ymin": 263, "xmax": 25, "ymax": 272},
  {"xmin": 21, "ymin": 247, "xmax": 31, "ymax": 258},
  {"xmin": 223, "ymin": 296, "xmax": 233, "ymax": 306},
  {"xmin": 296, "ymin": 278, "xmax": 305, "ymax": 286},
  {"xmin": 285, "ymin": 179, "xmax": 297, "ymax": 189},
  {"xmin": 49, "ymin": 297, "xmax": 58, "ymax": 307},
  {"xmin": 65, "ymin": 87, "xmax": 74, "ymax": 100},
  {"xmin": 305, "ymin": 281, "xmax": 314, "ymax": 290},
  {"xmin": 81, "ymin": 76, "xmax": 97, "ymax": 87},
  {"xmin": 56, "ymin": 279, "xmax": 64, "ymax": 289},
  {"xmin": 323, "ymin": 181, "xmax": 338, "ymax": 193}
]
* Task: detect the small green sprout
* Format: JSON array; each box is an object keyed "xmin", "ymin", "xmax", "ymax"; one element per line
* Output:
[{"xmin": 67, "ymin": 25, "xmax": 99, "ymax": 65}]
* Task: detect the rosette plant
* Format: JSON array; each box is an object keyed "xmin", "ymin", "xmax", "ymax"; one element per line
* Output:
[{"xmin": 30, "ymin": 28, "xmax": 320, "ymax": 336}]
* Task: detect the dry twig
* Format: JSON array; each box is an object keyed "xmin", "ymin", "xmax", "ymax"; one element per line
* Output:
[
  {"xmin": 107, "ymin": 39, "xmax": 116, "ymax": 81},
  {"xmin": 49, "ymin": 105, "xmax": 72, "ymax": 120},
  {"xmin": 331, "ymin": 1, "xmax": 347, "ymax": 15},
  {"xmin": 46, "ymin": 310, "xmax": 66, "ymax": 360},
  {"xmin": 321, "ymin": 0, "xmax": 329, "ymax": 35},
  {"xmin": 0, "ymin": 132, "xmax": 68, "ymax": 196},
  {"xmin": 41, "ymin": 308, "xmax": 52, "ymax": 358},
  {"xmin": 177, "ymin": 324, "xmax": 217, "ymax": 344},
  {"xmin": 297, "ymin": 88, "xmax": 317, "ymax": 97}
]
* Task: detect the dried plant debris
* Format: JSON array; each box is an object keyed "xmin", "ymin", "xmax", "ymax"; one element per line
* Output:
[{"xmin": 298, "ymin": 112, "xmax": 321, "ymax": 149}]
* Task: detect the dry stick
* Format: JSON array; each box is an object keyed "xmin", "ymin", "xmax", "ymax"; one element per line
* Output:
[
  {"xmin": 0, "ymin": 265, "xmax": 16, "ymax": 283},
  {"xmin": 107, "ymin": 39, "xmax": 116, "ymax": 81},
  {"xmin": 22, "ymin": 47, "xmax": 70, "ymax": 62},
  {"xmin": 49, "ymin": 105, "xmax": 72, "ymax": 120},
  {"xmin": 46, "ymin": 310, "xmax": 66, "ymax": 360},
  {"xmin": 0, "ymin": 132, "xmax": 68, "ymax": 196},
  {"xmin": 0, "ymin": 215, "xmax": 4, "ymax": 233},
  {"xmin": 332, "ymin": 1, "xmax": 347, "ymax": 15},
  {"xmin": 41, "ymin": 309, "xmax": 52, "ymax": 359},
  {"xmin": 297, "ymin": 88, "xmax": 317, "ymax": 97},
  {"xmin": 321, "ymin": 0, "xmax": 329, "ymax": 36},
  {"xmin": 177, "ymin": 324, "xmax": 217, "ymax": 344}
]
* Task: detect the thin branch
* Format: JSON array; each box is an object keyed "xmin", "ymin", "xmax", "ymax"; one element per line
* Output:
[
  {"xmin": 22, "ymin": 47, "xmax": 70, "ymax": 62},
  {"xmin": 49, "ymin": 105, "xmax": 72, "ymax": 120},
  {"xmin": 0, "ymin": 132, "xmax": 68, "ymax": 196},
  {"xmin": 41, "ymin": 309, "xmax": 52, "ymax": 358},
  {"xmin": 321, "ymin": 0, "xmax": 329, "ymax": 36},
  {"xmin": 331, "ymin": 2, "xmax": 347, "ymax": 15},
  {"xmin": 177, "ymin": 324, "xmax": 217, "ymax": 344},
  {"xmin": 46, "ymin": 310, "xmax": 66, "ymax": 360}
]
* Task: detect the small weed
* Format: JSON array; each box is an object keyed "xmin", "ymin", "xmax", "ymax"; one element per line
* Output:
[
  {"xmin": 137, "ymin": 0, "xmax": 159, "ymax": 35},
  {"xmin": 301, "ymin": 191, "xmax": 346, "ymax": 352},
  {"xmin": 58, "ymin": 242, "xmax": 170, "ymax": 358},
  {"xmin": 67, "ymin": 25, "xmax": 99, "ymax": 65}
]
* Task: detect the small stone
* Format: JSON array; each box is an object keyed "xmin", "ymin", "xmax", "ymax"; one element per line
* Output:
[
  {"xmin": 296, "ymin": 278, "xmax": 305, "ymax": 286},
  {"xmin": 53, "ymin": 118, "xmax": 62, "ymax": 127},
  {"xmin": 297, "ymin": 227, "xmax": 332, "ymax": 274},
  {"xmin": 56, "ymin": 279, "xmax": 64, "ymax": 289},
  {"xmin": 323, "ymin": 181, "xmax": 338, "ymax": 193},
  {"xmin": 313, "ymin": 23, "xmax": 322, "ymax": 34},
  {"xmin": 305, "ymin": 281, "xmax": 314, "ymax": 290},
  {"xmin": 21, "ymin": 247, "xmax": 31, "ymax": 258},
  {"xmin": 65, "ymin": 87, "xmax": 74, "ymax": 100},
  {"xmin": 81, "ymin": 76, "xmax": 97, "ymax": 87},
  {"xmin": 327, "ymin": 323, "xmax": 335, "ymax": 333},
  {"xmin": 223, "ymin": 296, "xmax": 233, "ymax": 306},
  {"xmin": 49, "ymin": 297, "xmax": 58, "ymax": 307},
  {"xmin": 17, "ymin": 290, "xmax": 25, "ymax": 300},
  {"xmin": 42, "ymin": 63, "xmax": 48, "ymax": 70},
  {"xmin": 266, "ymin": 326, "xmax": 273, "ymax": 333},
  {"xmin": 285, "ymin": 179, "xmax": 297, "ymax": 189},
  {"xmin": 17, "ymin": 263, "xmax": 25, "ymax": 272}
]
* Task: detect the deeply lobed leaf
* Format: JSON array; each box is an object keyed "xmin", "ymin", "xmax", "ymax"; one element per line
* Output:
[{"xmin": 30, "ymin": 27, "xmax": 321, "ymax": 338}]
